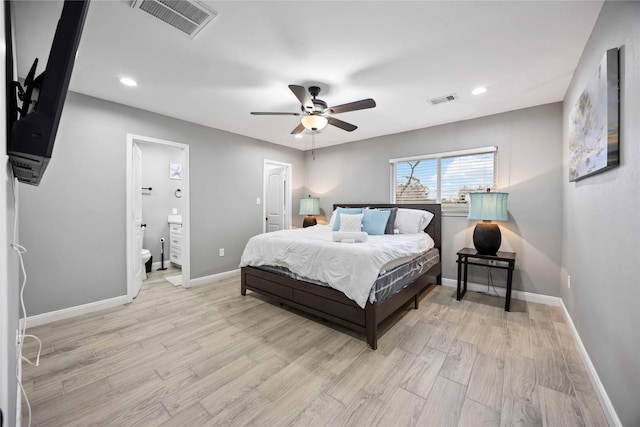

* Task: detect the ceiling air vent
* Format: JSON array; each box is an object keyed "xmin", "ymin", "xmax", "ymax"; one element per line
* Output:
[
  {"xmin": 428, "ymin": 93, "xmax": 459, "ymax": 105},
  {"xmin": 131, "ymin": 0, "xmax": 217, "ymax": 39}
]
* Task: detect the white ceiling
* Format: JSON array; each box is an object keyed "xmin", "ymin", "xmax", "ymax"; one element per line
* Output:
[{"xmin": 13, "ymin": 1, "xmax": 603, "ymax": 151}]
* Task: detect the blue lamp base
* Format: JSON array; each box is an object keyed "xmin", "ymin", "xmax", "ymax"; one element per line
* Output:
[{"xmin": 473, "ymin": 222, "xmax": 501, "ymax": 255}]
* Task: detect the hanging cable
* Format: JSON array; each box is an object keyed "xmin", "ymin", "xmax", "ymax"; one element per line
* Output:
[
  {"xmin": 10, "ymin": 176, "xmax": 40, "ymax": 427},
  {"xmin": 485, "ymin": 265, "xmax": 501, "ymax": 297}
]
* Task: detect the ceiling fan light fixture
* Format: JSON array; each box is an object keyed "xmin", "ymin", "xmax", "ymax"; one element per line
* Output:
[
  {"xmin": 301, "ymin": 114, "xmax": 328, "ymax": 131},
  {"xmin": 251, "ymin": 84, "xmax": 375, "ymax": 134}
]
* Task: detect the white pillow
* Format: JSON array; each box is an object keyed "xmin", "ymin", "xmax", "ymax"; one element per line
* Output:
[
  {"xmin": 395, "ymin": 208, "xmax": 434, "ymax": 234},
  {"xmin": 339, "ymin": 213, "xmax": 363, "ymax": 232},
  {"xmin": 328, "ymin": 209, "xmax": 337, "ymax": 227},
  {"xmin": 418, "ymin": 210, "xmax": 435, "ymax": 230}
]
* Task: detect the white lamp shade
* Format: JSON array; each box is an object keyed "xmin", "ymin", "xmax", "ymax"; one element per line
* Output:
[
  {"xmin": 301, "ymin": 114, "xmax": 328, "ymax": 131},
  {"xmin": 299, "ymin": 197, "xmax": 320, "ymax": 215},
  {"xmin": 468, "ymin": 192, "xmax": 509, "ymax": 221}
]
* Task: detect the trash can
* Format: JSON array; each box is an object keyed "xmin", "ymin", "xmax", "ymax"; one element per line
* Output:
[{"xmin": 145, "ymin": 256, "xmax": 153, "ymax": 273}]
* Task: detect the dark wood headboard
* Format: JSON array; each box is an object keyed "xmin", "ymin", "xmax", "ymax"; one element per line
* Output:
[{"xmin": 332, "ymin": 204, "xmax": 442, "ymax": 250}]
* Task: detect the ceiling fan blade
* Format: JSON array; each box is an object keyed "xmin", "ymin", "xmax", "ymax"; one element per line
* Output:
[
  {"xmin": 290, "ymin": 122, "xmax": 306, "ymax": 135},
  {"xmin": 328, "ymin": 117, "xmax": 357, "ymax": 132},
  {"xmin": 289, "ymin": 85, "xmax": 314, "ymax": 111},
  {"xmin": 329, "ymin": 98, "xmax": 376, "ymax": 114},
  {"xmin": 251, "ymin": 112, "xmax": 302, "ymax": 116}
]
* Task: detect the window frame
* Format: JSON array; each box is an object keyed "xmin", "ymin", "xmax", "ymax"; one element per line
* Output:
[{"xmin": 389, "ymin": 146, "xmax": 497, "ymax": 215}]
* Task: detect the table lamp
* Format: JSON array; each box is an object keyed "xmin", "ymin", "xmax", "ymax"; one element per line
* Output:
[
  {"xmin": 299, "ymin": 196, "xmax": 320, "ymax": 227},
  {"xmin": 468, "ymin": 190, "xmax": 509, "ymax": 255}
]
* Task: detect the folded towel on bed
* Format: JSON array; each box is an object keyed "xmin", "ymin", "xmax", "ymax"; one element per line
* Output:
[{"xmin": 332, "ymin": 231, "xmax": 368, "ymax": 243}]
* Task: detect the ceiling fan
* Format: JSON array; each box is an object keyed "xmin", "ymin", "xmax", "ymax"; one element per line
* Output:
[{"xmin": 251, "ymin": 85, "xmax": 376, "ymax": 134}]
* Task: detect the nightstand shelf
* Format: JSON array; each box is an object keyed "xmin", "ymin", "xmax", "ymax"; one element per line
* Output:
[{"xmin": 456, "ymin": 247, "xmax": 516, "ymax": 311}]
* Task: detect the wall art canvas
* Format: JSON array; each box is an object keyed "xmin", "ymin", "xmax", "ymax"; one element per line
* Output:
[{"xmin": 569, "ymin": 47, "xmax": 620, "ymax": 182}]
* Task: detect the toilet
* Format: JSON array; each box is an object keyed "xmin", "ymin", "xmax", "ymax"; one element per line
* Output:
[
  {"xmin": 141, "ymin": 225, "xmax": 151, "ymax": 280},
  {"xmin": 141, "ymin": 249, "xmax": 151, "ymax": 280}
]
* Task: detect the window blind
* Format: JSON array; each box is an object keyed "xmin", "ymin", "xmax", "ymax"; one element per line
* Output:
[{"xmin": 390, "ymin": 147, "xmax": 496, "ymax": 206}]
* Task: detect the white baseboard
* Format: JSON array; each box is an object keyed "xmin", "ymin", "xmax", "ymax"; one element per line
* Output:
[
  {"xmin": 559, "ymin": 301, "xmax": 622, "ymax": 427},
  {"xmin": 441, "ymin": 277, "xmax": 562, "ymax": 306},
  {"xmin": 187, "ymin": 269, "xmax": 240, "ymax": 288},
  {"xmin": 21, "ymin": 295, "xmax": 128, "ymax": 329},
  {"xmin": 441, "ymin": 277, "xmax": 621, "ymax": 426}
]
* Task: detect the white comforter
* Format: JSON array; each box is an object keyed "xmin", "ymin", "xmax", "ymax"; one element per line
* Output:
[{"xmin": 239, "ymin": 225, "xmax": 435, "ymax": 308}]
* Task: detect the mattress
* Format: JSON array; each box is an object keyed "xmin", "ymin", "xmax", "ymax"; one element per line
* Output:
[
  {"xmin": 257, "ymin": 247, "xmax": 440, "ymax": 304},
  {"xmin": 240, "ymin": 224, "xmax": 435, "ymax": 308}
]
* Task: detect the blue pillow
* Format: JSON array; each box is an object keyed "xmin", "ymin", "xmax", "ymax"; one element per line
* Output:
[
  {"xmin": 362, "ymin": 208, "xmax": 391, "ymax": 235},
  {"xmin": 332, "ymin": 207, "xmax": 363, "ymax": 231}
]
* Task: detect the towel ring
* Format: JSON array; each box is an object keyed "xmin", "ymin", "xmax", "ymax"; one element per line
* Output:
[{"xmin": 174, "ymin": 189, "xmax": 182, "ymax": 198}]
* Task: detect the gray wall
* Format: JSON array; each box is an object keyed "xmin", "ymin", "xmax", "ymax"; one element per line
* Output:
[
  {"xmin": 19, "ymin": 92, "xmax": 306, "ymax": 316},
  {"xmin": 561, "ymin": 2, "xmax": 640, "ymax": 425},
  {"xmin": 306, "ymin": 103, "xmax": 564, "ymax": 297},
  {"xmin": 2, "ymin": 169, "xmax": 19, "ymax": 427},
  {"xmin": 138, "ymin": 142, "xmax": 184, "ymax": 263},
  {"xmin": 2, "ymin": 5, "xmax": 19, "ymax": 424}
]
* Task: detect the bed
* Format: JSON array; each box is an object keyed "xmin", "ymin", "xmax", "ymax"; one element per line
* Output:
[{"xmin": 240, "ymin": 203, "xmax": 442, "ymax": 349}]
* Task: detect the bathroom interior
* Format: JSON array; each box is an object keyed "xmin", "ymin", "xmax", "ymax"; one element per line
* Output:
[{"xmin": 138, "ymin": 141, "xmax": 184, "ymax": 283}]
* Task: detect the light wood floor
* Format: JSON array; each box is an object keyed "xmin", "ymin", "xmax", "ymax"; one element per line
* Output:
[{"xmin": 21, "ymin": 269, "xmax": 609, "ymax": 427}]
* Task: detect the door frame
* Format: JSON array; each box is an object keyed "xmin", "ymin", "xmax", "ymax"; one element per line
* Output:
[
  {"xmin": 126, "ymin": 134, "xmax": 191, "ymax": 302},
  {"xmin": 263, "ymin": 159, "xmax": 292, "ymax": 233}
]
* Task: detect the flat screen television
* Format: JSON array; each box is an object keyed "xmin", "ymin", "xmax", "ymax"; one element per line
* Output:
[{"xmin": 7, "ymin": 0, "xmax": 89, "ymax": 185}]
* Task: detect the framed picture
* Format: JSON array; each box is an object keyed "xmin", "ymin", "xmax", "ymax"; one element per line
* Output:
[
  {"xmin": 569, "ymin": 47, "xmax": 620, "ymax": 182},
  {"xmin": 169, "ymin": 163, "xmax": 182, "ymax": 180}
]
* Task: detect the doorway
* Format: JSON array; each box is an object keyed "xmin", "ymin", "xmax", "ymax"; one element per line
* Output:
[
  {"xmin": 263, "ymin": 160, "xmax": 292, "ymax": 233},
  {"xmin": 126, "ymin": 134, "xmax": 190, "ymax": 302}
]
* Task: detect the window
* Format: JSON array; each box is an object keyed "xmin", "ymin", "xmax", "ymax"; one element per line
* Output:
[{"xmin": 390, "ymin": 146, "xmax": 496, "ymax": 210}]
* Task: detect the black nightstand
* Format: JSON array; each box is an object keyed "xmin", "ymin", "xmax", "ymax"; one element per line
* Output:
[{"xmin": 456, "ymin": 248, "xmax": 516, "ymax": 311}]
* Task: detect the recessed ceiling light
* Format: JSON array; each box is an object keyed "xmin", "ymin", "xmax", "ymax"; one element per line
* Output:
[
  {"xmin": 472, "ymin": 87, "xmax": 487, "ymax": 95},
  {"xmin": 119, "ymin": 77, "xmax": 137, "ymax": 87},
  {"xmin": 294, "ymin": 134, "xmax": 303, "ymax": 139}
]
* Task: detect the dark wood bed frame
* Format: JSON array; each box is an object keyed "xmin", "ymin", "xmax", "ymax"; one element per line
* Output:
[{"xmin": 241, "ymin": 204, "xmax": 442, "ymax": 350}]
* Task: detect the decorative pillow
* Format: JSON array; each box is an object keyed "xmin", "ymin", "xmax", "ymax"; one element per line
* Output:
[
  {"xmin": 395, "ymin": 208, "xmax": 435, "ymax": 234},
  {"xmin": 362, "ymin": 208, "xmax": 391, "ymax": 235},
  {"xmin": 378, "ymin": 207, "xmax": 398, "ymax": 234},
  {"xmin": 332, "ymin": 207, "xmax": 363, "ymax": 231},
  {"xmin": 339, "ymin": 213, "xmax": 363, "ymax": 232}
]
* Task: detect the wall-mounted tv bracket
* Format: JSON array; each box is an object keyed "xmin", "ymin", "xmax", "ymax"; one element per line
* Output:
[{"xmin": 11, "ymin": 58, "xmax": 42, "ymax": 121}]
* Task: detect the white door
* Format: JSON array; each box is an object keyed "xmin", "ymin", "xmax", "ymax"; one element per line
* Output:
[
  {"xmin": 265, "ymin": 166, "xmax": 285, "ymax": 232},
  {"xmin": 132, "ymin": 143, "xmax": 143, "ymax": 297}
]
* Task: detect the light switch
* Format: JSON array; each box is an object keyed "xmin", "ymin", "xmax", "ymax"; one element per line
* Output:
[
  {"xmin": 256, "ymin": 197, "xmax": 261, "ymax": 205},
  {"xmin": 172, "ymin": 208, "xmax": 178, "ymax": 214}
]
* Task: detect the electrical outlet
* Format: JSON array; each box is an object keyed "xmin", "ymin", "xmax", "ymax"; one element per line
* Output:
[
  {"xmin": 16, "ymin": 329, "xmax": 20, "ymax": 346},
  {"xmin": 219, "ymin": 248, "xmax": 224, "ymax": 257},
  {"xmin": 568, "ymin": 275, "xmax": 571, "ymax": 289}
]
